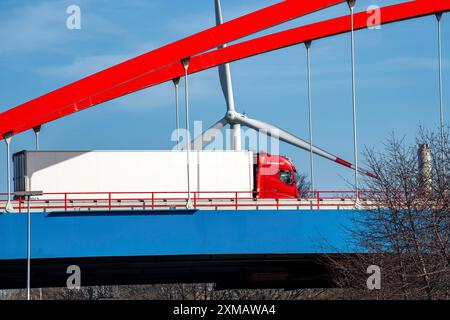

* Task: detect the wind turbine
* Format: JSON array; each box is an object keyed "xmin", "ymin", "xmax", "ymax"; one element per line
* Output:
[{"xmin": 191, "ymin": 0, "xmax": 375, "ymax": 179}]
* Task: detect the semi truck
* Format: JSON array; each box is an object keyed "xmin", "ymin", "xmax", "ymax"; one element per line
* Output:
[{"xmin": 13, "ymin": 150, "xmax": 300, "ymax": 200}]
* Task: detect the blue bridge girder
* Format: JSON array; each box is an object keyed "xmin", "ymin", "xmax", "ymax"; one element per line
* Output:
[{"xmin": 1, "ymin": 209, "xmax": 361, "ymax": 289}]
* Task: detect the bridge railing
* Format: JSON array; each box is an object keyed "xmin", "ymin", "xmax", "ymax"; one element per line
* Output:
[{"xmin": 0, "ymin": 190, "xmax": 383, "ymax": 212}]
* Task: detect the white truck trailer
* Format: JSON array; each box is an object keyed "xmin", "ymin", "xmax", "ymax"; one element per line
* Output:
[{"xmin": 13, "ymin": 150, "xmax": 255, "ymax": 200}]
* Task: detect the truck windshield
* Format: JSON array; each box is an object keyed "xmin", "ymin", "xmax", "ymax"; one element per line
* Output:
[{"xmin": 279, "ymin": 169, "xmax": 293, "ymax": 185}]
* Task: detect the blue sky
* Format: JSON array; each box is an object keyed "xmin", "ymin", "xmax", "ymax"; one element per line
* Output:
[{"xmin": 0, "ymin": 0, "xmax": 448, "ymax": 191}]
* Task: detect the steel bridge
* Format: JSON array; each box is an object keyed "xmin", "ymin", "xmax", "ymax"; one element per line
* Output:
[
  {"xmin": 0, "ymin": 208, "xmax": 358, "ymax": 289},
  {"xmin": 0, "ymin": 0, "xmax": 448, "ymax": 290}
]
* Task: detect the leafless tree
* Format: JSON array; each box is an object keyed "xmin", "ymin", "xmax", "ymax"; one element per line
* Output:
[
  {"xmin": 2, "ymin": 284, "xmax": 340, "ymax": 300},
  {"xmin": 330, "ymin": 128, "xmax": 449, "ymax": 300},
  {"xmin": 0, "ymin": 290, "xmax": 11, "ymax": 300},
  {"xmin": 297, "ymin": 173, "xmax": 312, "ymax": 198},
  {"xmin": 146, "ymin": 284, "xmax": 332, "ymax": 300}
]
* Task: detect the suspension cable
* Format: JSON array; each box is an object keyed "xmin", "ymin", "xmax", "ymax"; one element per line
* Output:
[
  {"xmin": 33, "ymin": 126, "xmax": 41, "ymax": 151},
  {"xmin": 173, "ymin": 78, "xmax": 181, "ymax": 150},
  {"xmin": 182, "ymin": 58, "xmax": 193, "ymax": 209},
  {"xmin": 305, "ymin": 40, "xmax": 315, "ymax": 194},
  {"xmin": 348, "ymin": 0, "xmax": 360, "ymax": 206},
  {"xmin": 436, "ymin": 13, "xmax": 445, "ymax": 160},
  {"xmin": 3, "ymin": 132, "xmax": 14, "ymax": 212}
]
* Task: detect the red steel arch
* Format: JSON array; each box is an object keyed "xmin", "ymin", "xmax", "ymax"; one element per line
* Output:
[{"xmin": 0, "ymin": 0, "xmax": 448, "ymax": 140}]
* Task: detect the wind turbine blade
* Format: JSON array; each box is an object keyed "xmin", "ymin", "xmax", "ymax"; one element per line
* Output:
[
  {"xmin": 233, "ymin": 114, "xmax": 376, "ymax": 178},
  {"xmin": 191, "ymin": 117, "xmax": 228, "ymax": 150},
  {"xmin": 215, "ymin": 0, "xmax": 236, "ymax": 112},
  {"xmin": 215, "ymin": 0, "xmax": 241, "ymax": 151}
]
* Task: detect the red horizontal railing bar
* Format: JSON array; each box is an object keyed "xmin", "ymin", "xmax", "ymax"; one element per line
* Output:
[
  {"xmin": 34, "ymin": 190, "xmax": 254, "ymax": 195},
  {"xmin": 0, "ymin": 190, "xmax": 385, "ymax": 196},
  {"xmin": 0, "ymin": 189, "xmax": 390, "ymax": 213},
  {"xmin": 0, "ymin": 0, "xmax": 344, "ymax": 139}
]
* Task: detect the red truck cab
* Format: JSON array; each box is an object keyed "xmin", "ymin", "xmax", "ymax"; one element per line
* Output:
[{"xmin": 256, "ymin": 152, "xmax": 299, "ymax": 199}]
